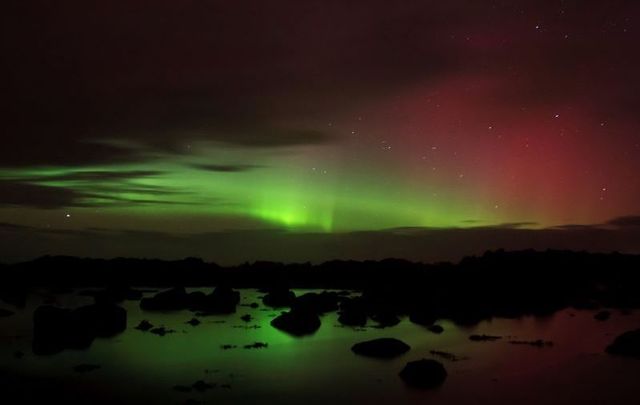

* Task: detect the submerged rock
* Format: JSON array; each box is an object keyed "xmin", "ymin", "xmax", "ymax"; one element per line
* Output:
[
  {"xmin": 469, "ymin": 334, "xmax": 502, "ymax": 342},
  {"xmin": 427, "ymin": 325, "xmax": 444, "ymax": 334},
  {"xmin": 243, "ymin": 342, "xmax": 268, "ymax": 349},
  {"xmin": 135, "ymin": 320, "xmax": 154, "ymax": 331},
  {"xmin": 150, "ymin": 326, "xmax": 174, "ymax": 336},
  {"xmin": 399, "ymin": 359, "xmax": 447, "ymax": 389},
  {"xmin": 192, "ymin": 380, "xmax": 215, "ymax": 392},
  {"xmin": 240, "ymin": 314, "xmax": 252, "ymax": 323},
  {"xmin": 606, "ymin": 329, "xmax": 640, "ymax": 358},
  {"xmin": 186, "ymin": 318, "xmax": 201, "ymax": 326},
  {"xmin": 271, "ymin": 308, "xmax": 321, "ymax": 336},
  {"xmin": 429, "ymin": 350, "xmax": 465, "ymax": 362},
  {"xmin": 509, "ymin": 339, "xmax": 553, "ymax": 347},
  {"xmin": 351, "ymin": 338, "xmax": 410, "ymax": 358}
]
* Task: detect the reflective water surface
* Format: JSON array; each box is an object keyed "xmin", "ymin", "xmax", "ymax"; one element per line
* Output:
[{"xmin": 2, "ymin": 288, "xmax": 640, "ymax": 404}]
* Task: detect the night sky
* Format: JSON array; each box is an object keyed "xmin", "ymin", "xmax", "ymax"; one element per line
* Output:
[{"xmin": 2, "ymin": 1, "xmax": 640, "ymax": 263}]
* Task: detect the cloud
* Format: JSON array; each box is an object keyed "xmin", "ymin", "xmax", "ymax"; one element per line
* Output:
[
  {"xmin": 606, "ymin": 216, "xmax": 640, "ymax": 228},
  {"xmin": 0, "ymin": 181, "xmax": 84, "ymax": 210},
  {"xmin": 189, "ymin": 164, "xmax": 264, "ymax": 173}
]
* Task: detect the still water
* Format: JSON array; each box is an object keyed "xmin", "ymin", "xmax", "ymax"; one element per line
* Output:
[{"xmin": 2, "ymin": 288, "xmax": 640, "ymax": 404}]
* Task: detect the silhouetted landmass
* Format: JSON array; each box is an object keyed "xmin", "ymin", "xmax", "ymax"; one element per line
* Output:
[{"xmin": 3, "ymin": 250, "xmax": 640, "ymax": 333}]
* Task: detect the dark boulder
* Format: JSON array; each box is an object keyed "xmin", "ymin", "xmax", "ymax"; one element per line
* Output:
[
  {"xmin": 292, "ymin": 292, "xmax": 339, "ymax": 314},
  {"xmin": 409, "ymin": 310, "xmax": 438, "ymax": 327},
  {"xmin": 371, "ymin": 312, "xmax": 401, "ymax": 328},
  {"xmin": 140, "ymin": 287, "xmax": 190, "ymax": 311},
  {"xmin": 351, "ymin": 338, "xmax": 410, "ymax": 358},
  {"xmin": 32, "ymin": 306, "xmax": 92, "ymax": 355},
  {"xmin": 399, "ymin": 359, "xmax": 447, "ymax": 389},
  {"xmin": 606, "ymin": 329, "xmax": 640, "ymax": 358},
  {"xmin": 74, "ymin": 303, "xmax": 127, "ymax": 337},
  {"xmin": 271, "ymin": 308, "xmax": 321, "ymax": 336},
  {"xmin": 32, "ymin": 303, "xmax": 126, "ymax": 355},
  {"xmin": 427, "ymin": 324, "xmax": 444, "ymax": 334},
  {"xmin": 190, "ymin": 286, "xmax": 240, "ymax": 314},
  {"xmin": 338, "ymin": 298, "xmax": 367, "ymax": 327},
  {"xmin": 262, "ymin": 287, "xmax": 296, "ymax": 308}
]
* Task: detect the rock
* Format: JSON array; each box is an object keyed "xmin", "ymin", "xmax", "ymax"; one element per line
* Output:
[
  {"xmin": 509, "ymin": 339, "xmax": 553, "ymax": 347},
  {"xmin": 0, "ymin": 308, "xmax": 14, "ymax": 317},
  {"xmin": 75, "ymin": 303, "xmax": 127, "ymax": 337},
  {"xmin": 429, "ymin": 350, "xmax": 465, "ymax": 362},
  {"xmin": 140, "ymin": 287, "xmax": 190, "ymax": 311},
  {"xmin": 271, "ymin": 308, "xmax": 321, "ymax": 336},
  {"xmin": 351, "ymin": 338, "xmax": 410, "ymax": 358},
  {"xmin": 190, "ymin": 286, "xmax": 240, "ymax": 314},
  {"xmin": 73, "ymin": 364, "xmax": 101, "ymax": 373},
  {"xmin": 150, "ymin": 326, "xmax": 174, "ymax": 336},
  {"xmin": 243, "ymin": 342, "xmax": 268, "ymax": 349},
  {"xmin": 594, "ymin": 310, "xmax": 611, "ymax": 321},
  {"xmin": 371, "ymin": 312, "xmax": 400, "ymax": 328},
  {"xmin": 186, "ymin": 318, "xmax": 201, "ymax": 326},
  {"xmin": 292, "ymin": 292, "xmax": 339, "ymax": 314},
  {"xmin": 469, "ymin": 334, "xmax": 502, "ymax": 342},
  {"xmin": 221, "ymin": 344, "xmax": 237, "ymax": 350},
  {"xmin": 427, "ymin": 325, "xmax": 444, "ymax": 334},
  {"xmin": 87, "ymin": 285, "xmax": 144, "ymax": 303},
  {"xmin": 32, "ymin": 303, "xmax": 126, "ymax": 355},
  {"xmin": 262, "ymin": 287, "xmax": 296, "ymax": 308},
  {"xmin": 173, "ymin": 385, "xmax": 192, "ymax": 393},
  {"xmin": 13, "ymin": 350, "xmax": 24, "ymax": 359},
  {"xmin": 399, "ymin": 359, "xmax": 447, "ymax": 389},
  {"xmin": 606, "ymin": 329, "xmax": 640, "ymax": 358},
  {"xmin": 32, "ymin": 306, "xmax": 89, "ymax": 355},
  {"xmin": 135, "ymin": 320, "xmax": 154, "ymax": 331},
  {"xmin": 249, "ymin": 302, "xmax": 259, "ymax": 309},
  {"xmin": 338, "ymin": 298, "xmax": 367, "ymax": 327},
  {"xmin": 240, "ymin": 314, "xmax": 252, "ymax": 322},
  {"xmin": 409, "ymin": 310, "xmax": 438, "ymax": 327},
  {"xmin": 192, "ymin": 380, "xmax": 215, "ymax": 392}
]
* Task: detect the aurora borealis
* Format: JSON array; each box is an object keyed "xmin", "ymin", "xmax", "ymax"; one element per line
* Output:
[{"xmin": 2, "ymin": 1, "xmax": 640, "ymax": 262}]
